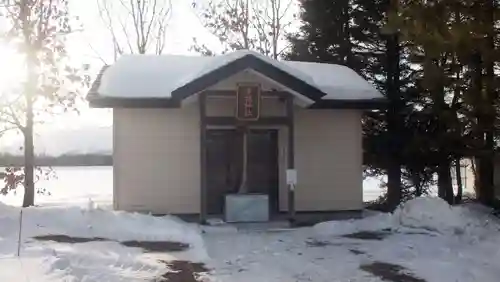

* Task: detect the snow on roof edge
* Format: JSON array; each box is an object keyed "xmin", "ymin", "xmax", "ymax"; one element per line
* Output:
[{"xmin": 93, "ymin": 51, "xmax": 384, "ymax": 101}]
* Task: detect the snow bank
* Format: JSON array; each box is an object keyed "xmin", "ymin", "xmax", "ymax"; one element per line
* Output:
[
  {"xmin": 393, "ymin": 197, "xmax": 467, "ymax": 235},
  {"xmin": 0, "ymin": 201, "xmax": 19, "ymax": 215},
  {"xmin": 315, "ymin": 197, "xmax": 500, "ymax": 239},
  {"xmin": 0, "ymin": 202, "xmax": 207, "ymax": 260},
  {"xmin": 314, "ymin": 211, "xmax": 395, "ymax": 236},
  {"xmin": 0, "ymin": 202, "xmax": 21, "ymax": 239},
  {"xmin": 24, "ymin": 206, "xmax": 202, "ymax": 243},
  {"xmin": 393, "ymin": 197, "xmax": 500, "ymax": 239},
  {"xmin": 0, "ymin": 202, "xmax": 209, "ymax": 281},
  {"xmin": 15, "ymin": 205, "xmax": 202, "ymax": 244}
]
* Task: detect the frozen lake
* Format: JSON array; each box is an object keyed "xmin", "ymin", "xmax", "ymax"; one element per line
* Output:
[
  {"xmin": 0, "ymin": 166, "xmax": 113, "ymax": 207},
  {"xmin": 0, "ymin": 166, "xmax": 385, "ymax": 207}
]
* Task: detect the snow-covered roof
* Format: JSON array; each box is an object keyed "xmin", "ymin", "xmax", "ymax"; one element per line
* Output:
[{"xmin": 89, "ymin": 50, "xmax": 384, "ymax": 108}]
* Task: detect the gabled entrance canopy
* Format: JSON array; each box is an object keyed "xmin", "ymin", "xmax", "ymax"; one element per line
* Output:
[{"xmin": 87, "ymin": 50, "xmax": 385, "ymax": 109}]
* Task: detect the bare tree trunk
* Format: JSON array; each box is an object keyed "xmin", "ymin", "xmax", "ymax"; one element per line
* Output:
[
  {"xmin": 411, "ymin": 172, "xmax": 422, "ymax": 196},
  {"xmin": 480, "ymin": 3, "xmax": 496, "ymax": 205},
  {"xmin": 270, "ymin": 0, "xmax": 279, "ymax": 59},
  {"xmin": 471, "ymin": 157, "xmax": 481, "ymax": 196},
  {"xmin": 23, "ymin": 86, "xmax": 35, "ymax": 207},
  {"xmin": 21, "ymin": 0, "xmax": 35, "ymax": 207},
  {"xmin": 340, "ymin": 0, "xmax": 352, "ymax": 65},
  {"xmin": 455, "ymin": 158, "xmax": 463, "ymax": 204},
  {"xmin": 438, "ymin": 159, "xmax": 454, "ymax": 204},
  {"xmin": 437, "ymin": 164, "xmax": 446, "ymax": 199},
  {"xmin": 474, "ymin": 0, "xmax": 496, "ymax": 206},
  {"xmin": 236, "ymin": 0, "xmax": 251, "ymax": 50},
  {"xmin": 415, "ymin": 184, "xmax": 422, "ymax": 197},
  {"xmin": 385, "ymin": 31, "xmax": 402, "ymax": 210}
]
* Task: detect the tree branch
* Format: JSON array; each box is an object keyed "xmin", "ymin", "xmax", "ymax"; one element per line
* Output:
[{"xmin": 97, "ymin": 0, "xmax": 170, "ymax": 56}]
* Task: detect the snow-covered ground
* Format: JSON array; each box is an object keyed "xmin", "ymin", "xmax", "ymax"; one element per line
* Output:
[
  {"xmin": 0, "ymin": 202, "xmax": 208, "ymax": 281},
  {"xmin": 1, "ymin": 196, "xmax": 499, "ymax": 281},
  {"xmin": 205, "ymin": 198, "xmax": 500, "ymax": 282}
]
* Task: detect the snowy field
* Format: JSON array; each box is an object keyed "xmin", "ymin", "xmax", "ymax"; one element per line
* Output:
[
  {"xmin": 0, "ymin": 167, "xmax": 113, "ymax": 208},
  {"xmin": 0, "ymin": 166, "xmax": 386, "ymax": 208},
  {"xmin": 0, "ymin": 167, "xmax": 498, "ymax": 281}
]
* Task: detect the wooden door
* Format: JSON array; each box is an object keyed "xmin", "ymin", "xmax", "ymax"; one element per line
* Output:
[
  {"xmin": 206, "ymin": 129, "xmax": 242, "ymax": 215},
  {"xmin": 206, "ymin": 129, "xmax": 279, "ymax": 215},
  {"xmin": 246, "ymin": 129, "xmax": 279, "ymax": 212}
]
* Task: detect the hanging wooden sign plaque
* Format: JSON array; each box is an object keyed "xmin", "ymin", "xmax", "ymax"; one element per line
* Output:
[{"xmin": 236, "ymin": 83, "xmax": 261, "ymax": 121}]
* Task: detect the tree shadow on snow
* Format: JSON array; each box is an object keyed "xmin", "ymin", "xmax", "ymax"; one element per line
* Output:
[
  {"xmin": 341, "ymin": 229, "xmax": 392, "ymax": 240},
  {"xmin": 306, "ymin": 239, "xmax": 361, "ymax": 247},
  {"xmin": 341, "ymin": 228, "xmax": 436, "ymax": 241},
  {"xmin": 121, "ymin": 240, "xmax": 189, "ymax": 252},
  {"xmin": 349, "ymin": 249, "xmax": 366, "ymax": 255},
  {"xmin": 33, "ymin": 234, "xmax": 107, "ymax": 243},
  {"xmin": 360, "ymin": 261, "xmax": 426, "ymax": 282},
  {"xmin": 154, "ymin": 260, "xmax": 210, "ymax": 282},
  {"xmin": 33, "ymin": 234, "xmax": 189, "ymax": 252}
]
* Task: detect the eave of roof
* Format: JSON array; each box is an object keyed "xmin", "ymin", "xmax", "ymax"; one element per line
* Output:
[{"xmin": 87, "ymin": 94, "xmax": 387, "ymax": 109}]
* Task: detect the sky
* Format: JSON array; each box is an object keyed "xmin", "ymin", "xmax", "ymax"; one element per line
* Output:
[
  {"xmin": 69, "ymin": 0, "xmax": 219, "ymax": 60},
  {"xmin": 0, "ymin": 0, "xmax": 220, "ymax": 102},
  {"xmin": 0, "ymin": 0, "xmax": 218, "ymax": 154},
  {"xmin": 0, "ymin": 0, "xmax": 299, "ymax": 155},
  {"xmin": 66, "ymin": 0, "xmax": 221, "ymax": 122}
]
